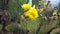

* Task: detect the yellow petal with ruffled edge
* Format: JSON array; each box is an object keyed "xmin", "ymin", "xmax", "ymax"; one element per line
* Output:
[{"xmin": 22, "ymin": 4, "xmax": 32, "ymax": 10}]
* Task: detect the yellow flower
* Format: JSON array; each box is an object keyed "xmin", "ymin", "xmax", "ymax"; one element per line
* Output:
[
  {"xmin": 25, "ymin": 7, "xmax": 38, "ymax": 19},
  {"xmin": 39, "ymin": 8, "xmax": 44, "ymax": 13},
  {"xmin": 22, "ymin": 4, "xmax": 32, "ymax": 10},
  {"xmin": 53, "ymin": 12, "xmax": 57, "ymax": 16},
  {"xmin": 52, "ymin": 9, "xmax": 57, "ymax": 16}
]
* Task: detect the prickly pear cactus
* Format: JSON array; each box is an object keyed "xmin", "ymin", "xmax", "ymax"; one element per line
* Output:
[{"xmin": 0, "ymin": 0, "xmax": 60, "ymax": 34}]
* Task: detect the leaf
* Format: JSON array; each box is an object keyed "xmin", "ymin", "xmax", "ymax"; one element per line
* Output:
[
  {"xmin": 5, "ymin": 23, "xmax": 20, "ymax": 32},
  {"xmin": 38, "ymin": 20, "xmax": 58, "ymax": 34},
  {"xmin": 50, "ymin": 27, "xmax": 60, "ymax": 34}
]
